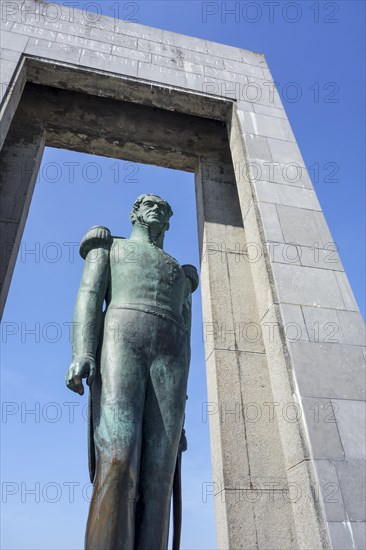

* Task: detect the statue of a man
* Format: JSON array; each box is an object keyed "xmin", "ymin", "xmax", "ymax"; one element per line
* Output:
[{"xmin": 65, "ymin": 194, "xmax": 198, "ymax": 550}]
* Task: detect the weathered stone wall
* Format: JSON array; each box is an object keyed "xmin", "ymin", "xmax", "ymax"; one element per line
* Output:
[{"xmin": 1, "ymin": 1, "xmax": 365, "ymax": 548}]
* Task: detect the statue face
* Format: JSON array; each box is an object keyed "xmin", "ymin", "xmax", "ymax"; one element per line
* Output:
[{"xmin": 137, "ymin": 196, "xmax": 171, "ymax": 229}]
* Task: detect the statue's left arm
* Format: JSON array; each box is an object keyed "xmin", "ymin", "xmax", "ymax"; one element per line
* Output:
[{"xmin": 66, "ymin": 226, "xmax": 112, "ymax": 396}]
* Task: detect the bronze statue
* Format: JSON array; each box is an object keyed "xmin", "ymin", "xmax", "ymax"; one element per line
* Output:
[{"xmin": 65, "ymin": 195, "xmax": 198, "ymax": 550}]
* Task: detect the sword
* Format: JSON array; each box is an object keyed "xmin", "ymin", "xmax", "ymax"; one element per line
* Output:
[{"xmin": 172, "ymin": 427, "xmax": 187, "ymax": 550}]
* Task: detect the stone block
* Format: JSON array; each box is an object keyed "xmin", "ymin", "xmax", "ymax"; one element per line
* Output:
[
  {"xmin": 313, "ymin": 210, "xmax": 334, "ymax": 247},
  {"xmin": 0, "ymin": 124, "xmax": 45, "ymax": 224},
  {"xmin": 55, "ymin": 22, "xmax": 138, "ymax": 49},
  {"xmin": 80, "ymin": 50, "xmax": 138, "ymax": 77},
  {"xmin": 276, "ymin": 185, "xmax": 320, "ymax": 210},
  {"xmin": 267, "ymin": 242, "xmax": 301, "ymax": 266},
  {"xmin": 201, "ymin": 222, "xmax": 245, "ymax": 259},
  {"xmin": 0, "ymin": 28, "xmax": 29, "ymax": 50},
  {"xmin": 0, "ymin": 21, "xmax": 14, "ymax": 32},
  {"xmin": 262, "ymin": 67, "xmax": 273, "ymax": 81},
  {"xmin": 301, "ymin": 399, "xmax": 344, "ymax": 459},
  {"xmin": 242, "ymin": 205, "xmax": 277, "ymax": 321},
  {"xmin": 0, "ymin": 60, "xmax": 18, "ymax": 99},
  {"xmin": 215, "ymin": 488, "xmax": 297, "ymax": 550},
  {"xmin": 257, "ymin": 203, "xmax": 284, "ymax": 242},
  {"xmin": 0, "ymin": 48, "xmax": 21, "ymax": 62},
  {"xmin": 335, "ymin": 460, "xmax": 366, "ymax": 521},
  {"xmin": 12, "ymin": 22, "xmax": 57, "ymax": 41},
  {"xmin": 223, "ymin": 58, "xmax": 264, "ymax": 79},
  {"xmin": 199, "ymin": 177, "xmax": 244, "ymax": 229},
  {"xmin": 300, "ymin": 244, "xmax": 343, "ymax": 271},
  {"xmin": 351, "ymin": 522, "xmax": 366, "ymax": 550},
  {"xmin": 336, "ymin": 310, "xmax": 366, "ymax": 346},
  {"xmin": 138, "ymin": 38, "xmax": 224, "ymax": 68},
  {"xmin": 1, "ymin": 0, "xmax": 24, "ymax": 24},
  {"xmin": 267, "ymin": 137, "xmax": 305, "ymax": 166},
  {"xmin": 289, "ymin": 341, "xmax": 365, "ymax": 400},
  {"xmin": 25, "ymin": 17, "xmax": 83, "ymax": 37},
  {"xmin": 200, "ymin": 247, "xmax": 265, "ymax": 357},
  {"xmin": 235, "ymin": 99, "xmax": 260, "ymax": 113},
  {"xmin": 285, "ymin": 461, "xmax": 327, "ymax": 549},
  {"xmin": 162, "ymin": 29, "xmax": 208, "ymax": 53},
  {"xmin": 184, "ymin": 72, "xmax": 212, "ymax": 94},
  {"xmin": 328, "ymin": 522, "xmax": 355, "ymax": 550},
  {"xmin": 247, "ymin": 76, "xmax": 284, "ymax": 110},
  {"xmin": 113, "ymin": 44, "xmax": 150, "ymax": 62},
  {"xmin": 57, "ymin": 8, "xmax": 115, "ymax": 33},
  {"xmin": 254, "ymin": 180, "xmax": 280, "ymax": 203},
  {"xmin": 251, "ymin": 490, "xmax": 298, "ymax": 549},
  {"xmin": 272, "ymin": 263, "xmax": 344, "ymax": 309},
  {"xmin": 213, "ymin": 488, "xmax": 256, "ymax": 550},
  {"xmin": 277, "ymin": 205, "xmax": 326, "ymax": 247},
  {"xmin": 333, "ymin": 399, "xmax": 366, "ymax": 459},
  {"xmin": 0, "ymin": 58, "xmax": 26, "ymax": 149},
  {"xmin": 335, "ymin": 272, "xmax": 359, "ymax": 311},
  {"xmin": 313, "ymin": 460, "xmax": 346, "ymax": 520},
  {"xmin": 25, "ymin": 37, "xmax": 82, "ymax": 64},
  {"xmin": 279, "ymin": 303, "xmax": 309, "ymax": 342},
  {"xmin": 204, "ymin": 67, "xmax": 249, "ymax": 91},
  {"xmin": 206, "ymin": 42, "xmax": 265, "ymax": 67},
  {"xmin": 229, "ymin": 137, "xmax": 254, "ymax": 220},
  {"xmin": 194, "ymin": 75, "xmax": 245, "ymax": 102},
  {"xmin": 255, "ymin": 181, "xmax": 321, "ymax": 211},
  {"xmin": 199, "ymin": 254, "xmax": 233, "ymax": 356},
  {"xmin": 151, "ymin": 53, "xmax": 203, "ymax": 75},
  {"xmin": 236, "ymin": 352, "xmax": 289, "ymax": 483},
  {"xmin": 138, "ymin": 61, "xmax": 186, "ymax": 87},
  {"xmin": 205, "ymin": 350, "xmax": 251, "ymax": 489},
  {"xmin": 55, "ymin": 32, "xmax": 112, "ymax": 54},
  {"xmin": 253, "ymin": 103, "xmax": 287, "ymax": 119},
  {"xmin": 259, "ymin": 306, "xmax": 308, "ymax": 468},
  {"xmin": 242, "ymin": 133, "xmax": 272, "ymax": 161},
  {"xmin": 98, "ymin": 29, "xmax": 138, "ymax": 49},
  {"xmin": 301, "ymin": 306, "xmax": 344, "ymax": 344},
  {"xmin": 238, "ymin": 110, "xmax": 295, "ymax": 142},
  {"xmin": 199, "ymin": 160, "xmax": 236, "ymax": 186},
  {"xmin": 115, "ymin": 20, "xmax": 163, "ymax": 42},
  {"xmin": 248, "ymin": 158, "xmax": 313, "ymax": 190}
]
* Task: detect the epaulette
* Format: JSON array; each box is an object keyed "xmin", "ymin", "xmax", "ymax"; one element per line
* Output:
[
  {"xmin": 79, "ymin": 226, "xmax": 112, "ymax": 259},
  {"xmin": 182, "ymin": 264, "xmax": 199, "ymax": 292}
]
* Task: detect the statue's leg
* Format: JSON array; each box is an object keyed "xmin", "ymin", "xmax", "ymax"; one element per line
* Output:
[
  {"xmin": 85, "ymin": 309, "xmax": 152, "ymax": 550},
  {"xmin": 134, "ymin": 317, "xmax": 188, "ymax": 550}
]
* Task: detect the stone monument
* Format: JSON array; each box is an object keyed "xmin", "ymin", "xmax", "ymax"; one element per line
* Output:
[
  {"xmin": 1, "ymin": 2, "xmax": 365, "ymax": 548},
  {"xmin": 65, "ymin": 194, "xmax": 198, "ymax": 549}
]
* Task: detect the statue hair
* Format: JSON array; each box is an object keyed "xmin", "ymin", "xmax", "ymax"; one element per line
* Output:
[{"xmin": 130, "ymin": 194, "xmax": 173, "ymax": 226}]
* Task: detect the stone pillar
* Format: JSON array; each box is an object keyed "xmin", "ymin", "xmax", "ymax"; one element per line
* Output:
[
  {"xmin": 228, "ymin": 103, "xmax": 365, "ymax": 549},
  {"xmin": 196, "ymin": 156, "xmax": 298, "ymax": 549},
  {"xmin": 0, "ymin": 117, "xmax": 45, "ymax": 314}
]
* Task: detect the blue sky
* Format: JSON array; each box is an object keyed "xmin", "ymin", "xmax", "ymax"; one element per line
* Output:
[{"xmin": 1, "ymin": 1, "xmax": 365, "ymax": 549}]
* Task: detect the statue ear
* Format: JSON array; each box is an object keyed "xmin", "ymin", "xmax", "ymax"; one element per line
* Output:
[{"xmin": 130, "ymin": 211, "xmax": 137, "ymax": 224}]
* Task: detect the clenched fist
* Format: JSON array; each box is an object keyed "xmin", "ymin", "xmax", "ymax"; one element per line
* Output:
[{"xmin": 65, "ymin": 356, "xmax": 96, "ymax": 395}]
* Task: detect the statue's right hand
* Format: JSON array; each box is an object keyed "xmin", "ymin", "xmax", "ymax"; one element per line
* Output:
[{"xmin": 65, "ymin": 356, "xmax": 96, "ymax": 396}]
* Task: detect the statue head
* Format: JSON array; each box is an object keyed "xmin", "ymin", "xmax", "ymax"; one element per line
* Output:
[{"xmin": 130, "ymin": 194, "xmax": 173, "ymax": 232}]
